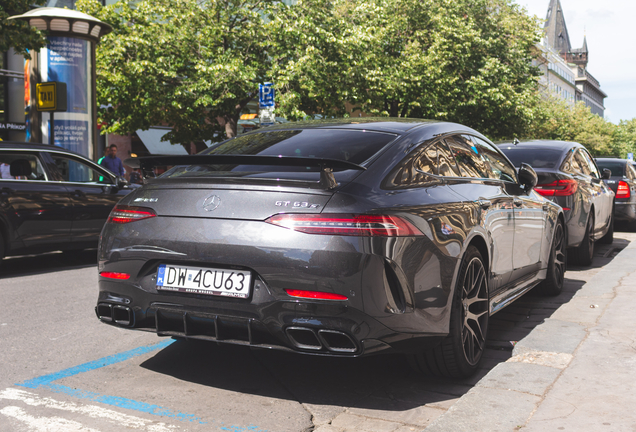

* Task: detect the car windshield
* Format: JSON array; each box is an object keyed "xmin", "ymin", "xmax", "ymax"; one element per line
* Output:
[
  {"xmin": 595, "ymin": 161, "xmax": 625, "ymax": 177},
  {"xmin": 498, "ymin": 147, "xmax": 564, "ymax": 169},
  {"xmin": 162, "ymin": 129, "xmax": 397, "ymax": 179}
]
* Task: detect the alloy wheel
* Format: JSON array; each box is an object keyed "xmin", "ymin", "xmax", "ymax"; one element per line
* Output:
[
  {"xmin": 553, "ymin": 222, "xmax": 566, "ymax": 287},
  {"xmin": 460, "ymin": 257, "xmax": 489, "ymax": 366}
]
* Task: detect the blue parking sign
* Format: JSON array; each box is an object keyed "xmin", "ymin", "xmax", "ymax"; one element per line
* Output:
[{"xmin": 259, "ymin": 82, "xmax": 275, "ymax": 108}]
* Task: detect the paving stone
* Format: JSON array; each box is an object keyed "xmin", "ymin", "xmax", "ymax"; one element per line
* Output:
[
  {"xmin": 477, "ymin": 361, "xmax": 561, "ymax": 396},
  {"xmin": 349, "ymin": 397, "xmax": 444, "ymax": 427},
  {"xmin": 424, "ymin": 387, "xmax": 540, "ymax": 432},
  {"xmin": 304, "ymin": 403, "xmax": 346, "ymax": 426},
  {"xmin": 331, "ymin": 413, "xmax": 366, "ymax": 429},
  {"xmin": 513, "ymin": 318, "xmax": 586, "ymax": 355},
  {"xmin": 356, "ymin": 417, "xmax": 403, "ymax": 432}
]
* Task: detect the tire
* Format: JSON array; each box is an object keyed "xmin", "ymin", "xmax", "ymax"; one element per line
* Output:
[
  {"xmin": 571, "ymin": 213, "xmax": 595, "ymax": 266},
  {"xmin": 409, "ymin": 246, "xmax": 489, "ymax": 378},
  {"xmin": 598, "ymin": 208, "xmax": 614, "ymax": 245},
  {"xmin": 535, "ymin": 219, "xmax": 566, "ymax": 296}
]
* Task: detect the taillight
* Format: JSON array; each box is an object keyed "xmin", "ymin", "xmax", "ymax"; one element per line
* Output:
[
  {"xmin": 108, "ymin": 205, "xmax": 157, "ymax": 224},
  {"xmin": 265, "ymin": 214, "xmax": 423, "ymax": 237},
  {"xmin": 285, "ymin": 289, "xmax": 347, "ymax": 300},
  {"xmin": 534, "ymin": 179, "xmax": 578, "ymax": 197},
  {"xmin": 617, "ymin": 180, "xmax": 631, "ymax": 199},
  {"xmin": 100, "ymin": 272, "xmax": 130, "ymax": 280}
]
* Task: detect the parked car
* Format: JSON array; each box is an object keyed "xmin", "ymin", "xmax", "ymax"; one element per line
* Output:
[
  {"xmin": 0, "ymin": 141, "xmax": 135, "ymax": 260},
  {"xmin": 595, "ymin": 158, "xmax": 636, "ymax": 228},
  {"xmin": 498, "ymin": 140, "xmax": 614, "ymax": 266},
  {"xmin": 96, "ymin": 119, "xmax": 565, "ymax": 378}
]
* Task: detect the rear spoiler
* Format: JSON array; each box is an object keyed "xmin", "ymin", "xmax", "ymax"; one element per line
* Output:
[{"xmin": 124, "ymin": 154, "xmax": 366, "ymax": 190}]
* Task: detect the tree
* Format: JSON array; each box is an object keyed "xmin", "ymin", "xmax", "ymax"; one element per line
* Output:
[
  {"xmin": 77, "ymin": 0, "xmax": 274, "ymax": 143},
  {"xmin": 1, "ymin": 0, "xmax": 47, "ymax": 57},
  {"xmin": 268, "ymin": 0, "xmax": 543, "ymax": 139},
  {"xmin": 614, "ymin": 118, "xmax": 636, "ymax": 157},
  {"xmin": 528, "ymin": 97, "xmax": 620, "ymax": 157}
]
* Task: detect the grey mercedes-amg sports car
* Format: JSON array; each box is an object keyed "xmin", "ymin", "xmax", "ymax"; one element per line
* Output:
[{"xmin": 96, "ymin": 118, "xmax": 565, "ymax": 378}]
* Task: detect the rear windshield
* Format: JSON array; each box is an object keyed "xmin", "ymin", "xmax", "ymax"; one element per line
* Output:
[
  {"xmin": 498, "ymin": 147, "xmax": 564, "ymax": 169},
  {"xmin": 595, "ymin": 161, "xmax": 625, "ymax": 177},
  {"xmin": 162, "ymin": 129, "xmax": 397, "ymax": 179}
]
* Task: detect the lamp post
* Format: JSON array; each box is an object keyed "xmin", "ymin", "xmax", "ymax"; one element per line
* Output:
[{"xmin": 8, "ymin": 7, "xmax": 111, "ymax": 160}]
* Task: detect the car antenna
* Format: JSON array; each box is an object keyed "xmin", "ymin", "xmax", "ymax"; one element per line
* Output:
[{"xmin": 513, "ymin": 138, "xmax": 520, "ymax": 145}]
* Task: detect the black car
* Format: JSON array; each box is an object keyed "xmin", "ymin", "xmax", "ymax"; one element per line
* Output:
[
  {"xmin": 595, "ymin": 158, "xmax": 636, "ymax": 228},
  {"xmin": 0, "ymin": 142, "xmax": 135, "ymax": 260},
  {"xmin": 96, "ymin": 119, "xmax": 565, "ymax": 378},
  {"xmin": 499, "ymin": 140, "xmax": 614, "ymax": 266}
]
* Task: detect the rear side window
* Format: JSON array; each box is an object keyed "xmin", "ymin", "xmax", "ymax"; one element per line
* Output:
[
  {"xmin": 383, "ymin": 140, "xmax": 460, "ymax": 188},
  {"xmin": 51, "ymin": 155, "xmax": 111, "ymax": 184},
  {"xmin": 595, "ymin": 161, "xmax": 625, "ymax": 177}
]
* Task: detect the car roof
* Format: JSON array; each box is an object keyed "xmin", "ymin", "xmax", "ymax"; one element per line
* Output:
[
  {"xmin": 246, "ymin": 117, "xmax": 443, "ymax": 134},
  {"xmin": 0, "ymin": 141, "xmax": 86, "ymax": 158},
  {"xmin": 497, "ymin": 139, "xmax": 583, "ymax": 152}
]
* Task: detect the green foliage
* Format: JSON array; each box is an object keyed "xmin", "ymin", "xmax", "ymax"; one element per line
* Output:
[
  {"xmin": 528, "ymin": 97, "xmax": 625, "ymax": 157},
  {"xmin": 77, "ymin": 0, "xmax": 274, "ymax": 143},
  {"xmin": 0, "ymin": 0, "xmax": 48, "ymax": 58},
  {"xmin": 268, "ymin": 0, "xmax": 542, "ymax": 139},
  {"xmin": 614, "ymin": 119, "xmax": 636, "ymax": 157}
]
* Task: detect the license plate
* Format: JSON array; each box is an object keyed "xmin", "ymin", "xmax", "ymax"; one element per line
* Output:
[{"xmin": 156, "ymin": 264, "xmax": 251, "ymax": 298}]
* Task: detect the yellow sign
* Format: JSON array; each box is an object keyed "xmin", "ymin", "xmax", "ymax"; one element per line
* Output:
[{"xmin": 36, "ymin": 82, "xmax": 58, "ymax": 111}]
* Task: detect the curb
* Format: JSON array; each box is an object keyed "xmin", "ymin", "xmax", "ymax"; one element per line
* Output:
[{"xmin": 423, "ymin": 241, "xmax": 636, "ymax": 432}]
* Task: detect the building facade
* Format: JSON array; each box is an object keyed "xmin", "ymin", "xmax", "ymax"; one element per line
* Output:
[{"xmin": 543, "ymin": 0, "xmax": 607, "ymax": 116}]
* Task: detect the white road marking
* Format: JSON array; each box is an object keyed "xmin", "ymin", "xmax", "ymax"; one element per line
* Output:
[
  {"xmin": 1, "ymin": 405, "xmax": 101, "ymax": 432},
  {"xmin": 0, "ymin": 388, "xmax": 178, "ymax": 431}
]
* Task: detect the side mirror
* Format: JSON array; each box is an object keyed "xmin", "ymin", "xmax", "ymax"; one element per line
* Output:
[
  {"xmin": 602, "ymin": 168, "xmax": 611, "ymax": 180},
  {"xmin": 518, "ymin": 163, "xmax": 538, "ymax": 193}
]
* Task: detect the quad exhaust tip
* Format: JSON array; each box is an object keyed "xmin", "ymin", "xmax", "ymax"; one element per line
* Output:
[
  {"xmin": 96, "ymin": 303, "xmax": 133, "ymax": 326},
  {"xmin": 286, "ymin": 327, "xmax": 357, "ymax": 353}
]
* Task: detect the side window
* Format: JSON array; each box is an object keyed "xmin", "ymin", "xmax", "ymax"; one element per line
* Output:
[
  {"xmin": 0, "ymin": 153, "xmax": 47, "ymax": 181},
  {"xmin": 51, "ymin": 155, "xmax": 111, "ymax": 184},
  {"xmin": 580, "ymin": 150, "xmax": 600, "ymax": 178},
  {"xmin": 436, "ymin": 141, "xmax": 460, "ymax": 177},
  {"xmin": 627, "ymin": 164, "xmax": 636, "ymax": 181},
  {"xmin": 562, "ymin": 150, "xmax": 581, "ymax": 174},
  {"xmin": 573, "ymin": 150, "xmax": 592, "ymax": 176},
  {"xmin": 468, "ymin": 136, "xmax": 517, "ymax": 183},
  {"xmin": 444, "ymin": 135, "xmax": 493, "ymax": 179}
]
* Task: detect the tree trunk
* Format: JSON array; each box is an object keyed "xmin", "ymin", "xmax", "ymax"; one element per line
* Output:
[{"xmin": 389, "ymin": 100, "xmax": 399, "ymax": 117}]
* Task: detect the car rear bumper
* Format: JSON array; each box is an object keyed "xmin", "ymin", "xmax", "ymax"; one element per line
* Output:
[
  {"xmin": 614, "ymin": 201, "xmax": 636, "ymax": 221},
  {"xmin": 96, "ymin": 216, "xmax": 455, "ymax": 356}
]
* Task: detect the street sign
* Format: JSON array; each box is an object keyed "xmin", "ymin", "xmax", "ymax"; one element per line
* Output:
[
  {"xmin": 36, "ymin": 82, "xmax": 67, "ymax": 112},
  {"xmin": 259, "ymin": 107, "xmax": 275, "ymax": 126},
  {"xmin": 259, "ymin": 82, "xmax": 275, "ymax": 108},
  {"xmin": 628, "ymin": 153, "xmax": 634, "ymax": 161}
]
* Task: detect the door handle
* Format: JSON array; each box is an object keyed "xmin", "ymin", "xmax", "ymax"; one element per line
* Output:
[
  {"xmin": 72, "ymin": 190, "xmax": 86, "ymax": 198},
  {"xmin": 513, "ymin": 198, "xmax": 523, "ymax": 207},
  {"xmin": 542, "ymin": 203, "xmax": 550, "ymax": 211},
  {"xmin": 478, "ymin": 199, "xmax": 491, "ymax": 209},
  {"xmin": 1, "ymin": 187, "xmax": 14, "ymax": 195}
]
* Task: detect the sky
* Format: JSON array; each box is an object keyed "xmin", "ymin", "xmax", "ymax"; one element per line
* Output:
[{"xmin": 514, "ymin": 0, "xmax": 636, "ymax": 123}]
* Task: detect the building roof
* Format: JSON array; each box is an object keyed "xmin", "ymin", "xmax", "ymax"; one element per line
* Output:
[{"xmin": 544, "ymin": 0, "xmax": 571, "ymax": 55}]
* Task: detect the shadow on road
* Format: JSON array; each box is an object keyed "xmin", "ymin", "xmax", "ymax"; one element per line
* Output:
[{"xmin": 138, "ymin": 237, "xmax": 630, "ymax": 415}]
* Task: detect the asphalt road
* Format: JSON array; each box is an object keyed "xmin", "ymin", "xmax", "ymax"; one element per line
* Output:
[{"xmin": 1, "ymin": 230, "xmax": 634, "ymax": 432}]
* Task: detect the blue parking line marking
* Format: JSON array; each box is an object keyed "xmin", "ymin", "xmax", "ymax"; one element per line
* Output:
[
  {"xmin": 18, "ymin": 339, "xmax": 175, "ymax": 389},
  {"xmin": 14, "ymin": 339, "xmax": 207, "ymax": 424}
]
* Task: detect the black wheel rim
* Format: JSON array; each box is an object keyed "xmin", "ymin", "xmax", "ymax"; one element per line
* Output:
[
  {"xmin": 461, "ymin": 257, "xmax": 489, "ymax": 366},
  {"xmin": 553, "ymin": 223, "xmax": 566, "ymax": 287}
]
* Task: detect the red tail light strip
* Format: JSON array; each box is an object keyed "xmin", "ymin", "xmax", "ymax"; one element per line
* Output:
[
  {"xmin": 100, "ymin": 272, "xmax": 131, "ymax": 280},
  {"xmin": 617, "ymin": 180, "xmax": 631, "ymax": 199},
  {"xmin": 266, "ymin": 214, "xmax": 423, "ymax": 237},
  {"xmin": 108, "ymin": 205, "xmax": 157, "ymax": 224},
  {"xmin": 535, "ymin": 179, "xmax": 578, "ymax": 197},
  {"xmin": 285, "ymin": 289, "xmax": 348, "ymax": 300}
]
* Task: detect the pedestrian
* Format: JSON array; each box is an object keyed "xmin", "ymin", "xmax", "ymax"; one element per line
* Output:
[
  {"xmin": 99, "ymin": 144, "xmax": 125, "ymax": 178},
  {"xmin": 129, "ymin": 168, "xmax": 142, "ymax": 184}
]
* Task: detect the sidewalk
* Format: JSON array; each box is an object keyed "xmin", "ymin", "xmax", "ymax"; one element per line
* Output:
[{"xmin": 425, "ymin": 240, "xmax": 636, "ymax": 431}]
